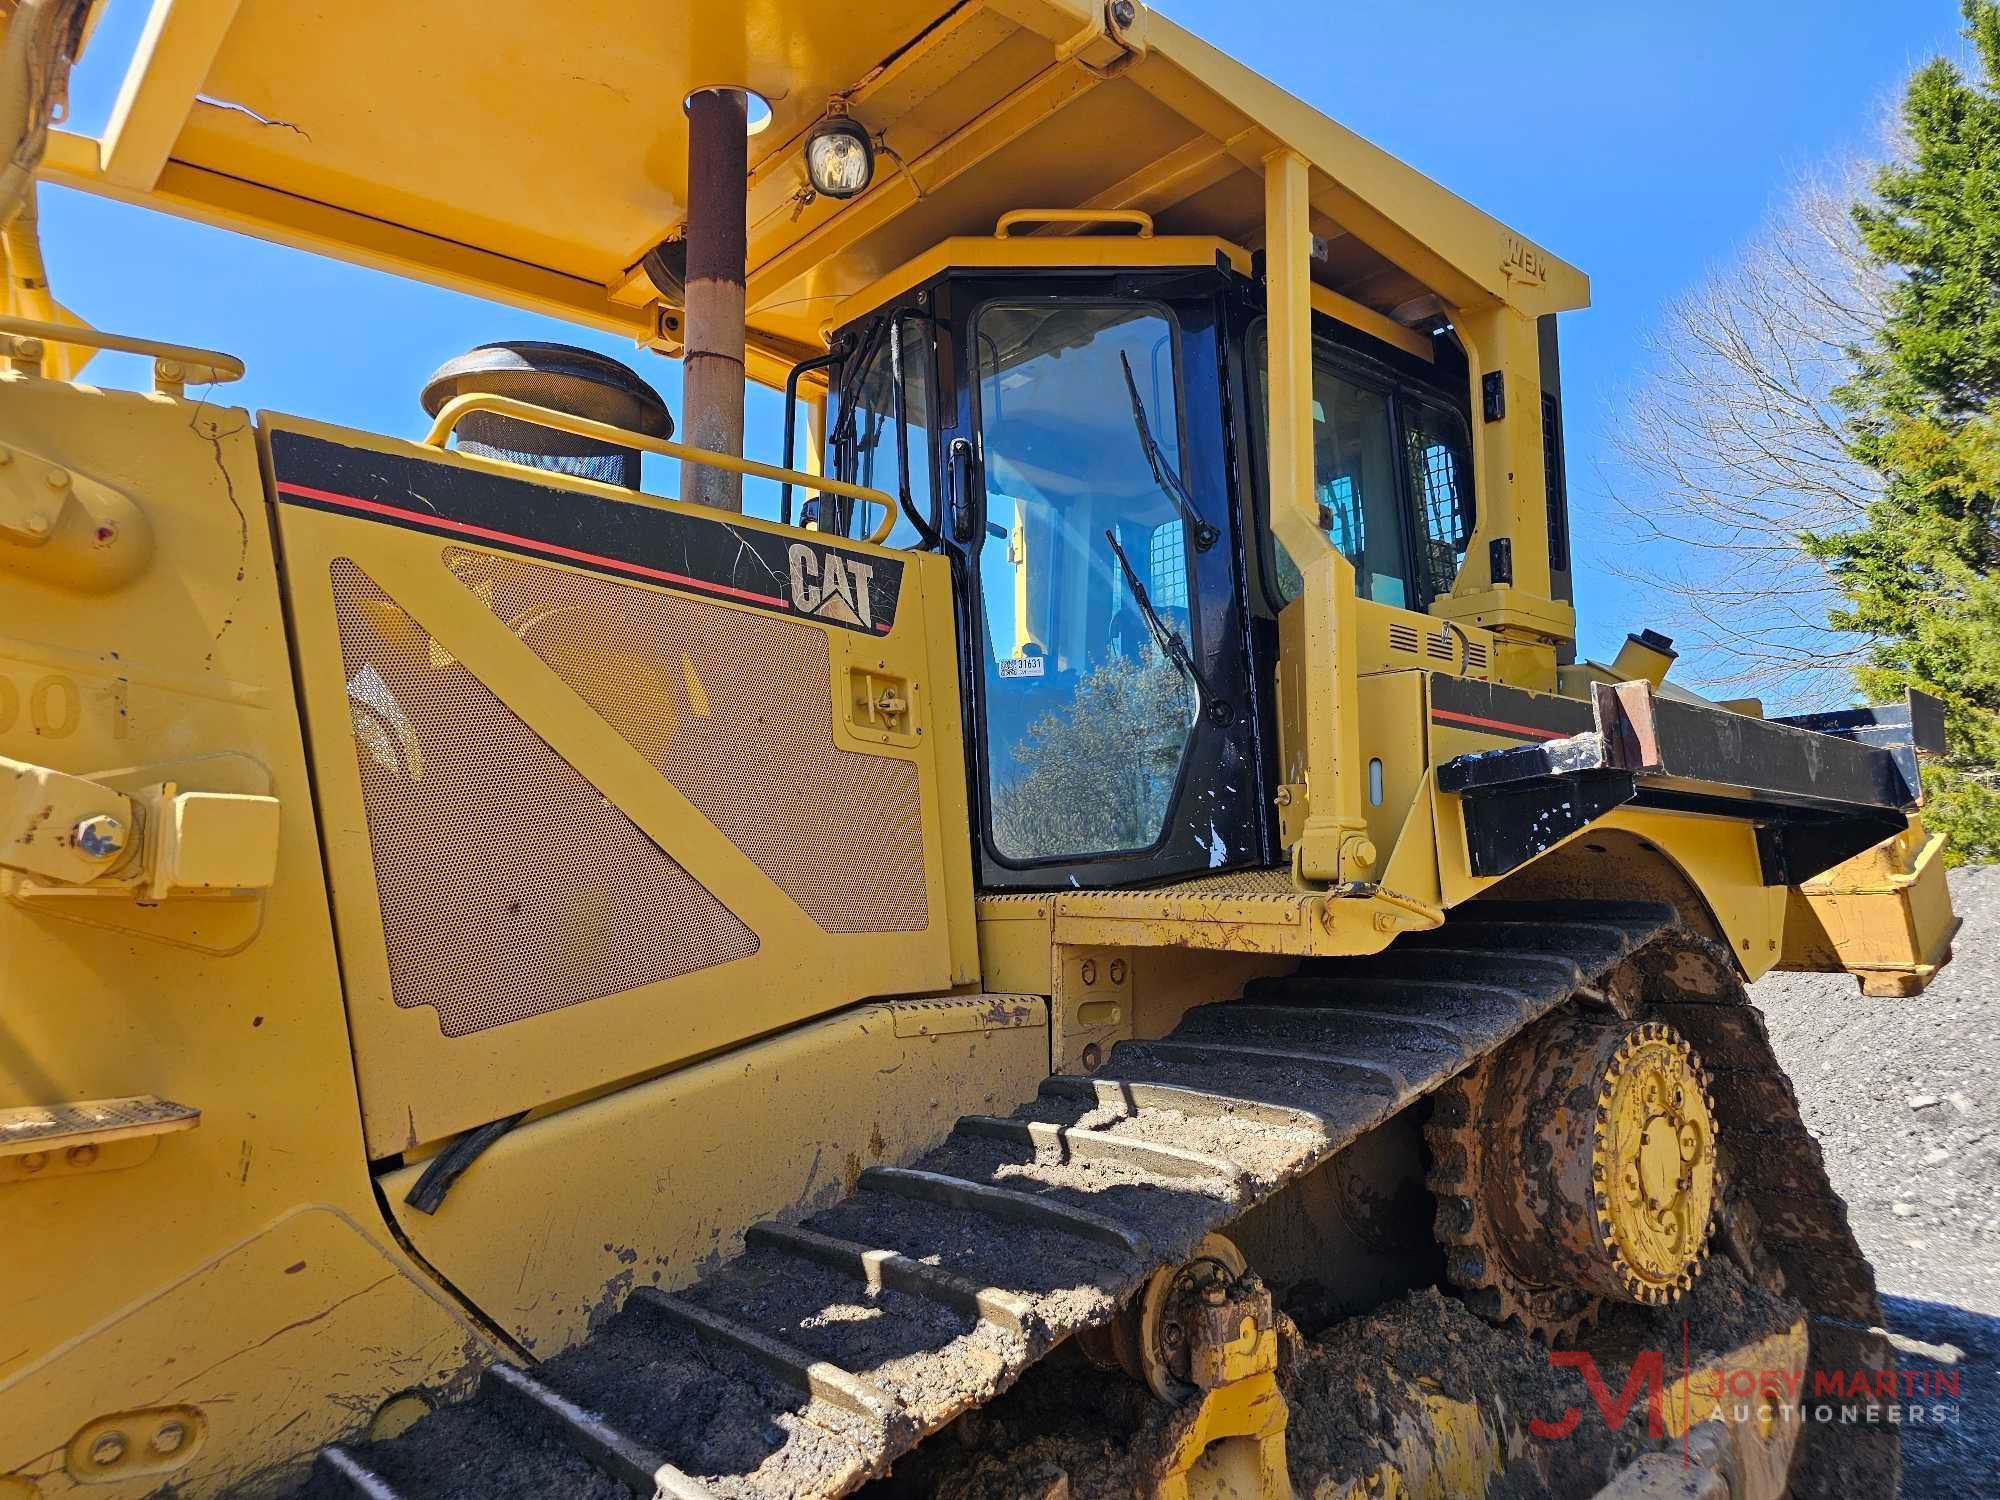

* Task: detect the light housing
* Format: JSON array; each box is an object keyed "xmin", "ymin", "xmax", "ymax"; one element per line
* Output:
[{"xmin": 804, "ymin": 116, "xmax": 874, "ymax": 199}]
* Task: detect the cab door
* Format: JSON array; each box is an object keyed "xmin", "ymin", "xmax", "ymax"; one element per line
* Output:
[{"xmin": 947, "ymin": 277, "xmax": 1271, "ymax": 891}]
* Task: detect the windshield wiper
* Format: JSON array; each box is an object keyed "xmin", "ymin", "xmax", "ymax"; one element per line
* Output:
[
  {"xmin": 1104, "ymin": 528, "xmax": 1226, "ymax": 724},
  {"xmin": 1119, "ymin": 351, "xmax": 1219, "ymax": 552}
]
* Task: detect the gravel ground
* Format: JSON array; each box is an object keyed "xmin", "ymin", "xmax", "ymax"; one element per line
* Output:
[{"xmin": 1753, "ymin": 864, "xmax": 2000, "ymax": 1497}]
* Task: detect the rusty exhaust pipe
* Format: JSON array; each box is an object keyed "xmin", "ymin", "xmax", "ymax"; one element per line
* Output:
[{"xmin": 681, "ymin": 87, "xmax": 749, "ymax": 512}]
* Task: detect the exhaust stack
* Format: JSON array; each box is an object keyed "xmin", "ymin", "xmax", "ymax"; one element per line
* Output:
[{"xmin": 681, "ymin": 87, "xmax": 750, "ymax": 512}]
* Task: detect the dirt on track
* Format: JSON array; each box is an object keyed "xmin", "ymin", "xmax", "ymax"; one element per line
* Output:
[
  {"xmin": 873, "ymin": 875, "xmax": 2000, "ymax": 1500},
  {"xmin": 865, "ymin": 1261, "xmax": 1804, "ymax": 1500},
  {"xmin": 1753, "ymin": 864, "xmax": 2000, "ymax": 1499}
]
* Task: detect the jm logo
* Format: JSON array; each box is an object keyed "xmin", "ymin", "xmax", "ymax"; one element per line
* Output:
[{"xmin": 788, "ymin": 543, "xmax": 877, "ymax": 630}]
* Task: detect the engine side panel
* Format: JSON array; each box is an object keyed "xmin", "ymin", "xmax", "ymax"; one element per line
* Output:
[{"xmin": 264, "ymin": 418, "xmax": 974, "ymax": 1153}]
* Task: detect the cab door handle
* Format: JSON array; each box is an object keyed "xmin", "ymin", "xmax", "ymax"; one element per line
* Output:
[{"xmin": 948, "ymin": 438, "xmax": 976, "ymax": 543}]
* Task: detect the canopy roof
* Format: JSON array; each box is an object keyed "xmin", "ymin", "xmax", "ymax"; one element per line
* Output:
[{"xmin": 41, "ymin": 0, "xmax": 1587, "ymax": 380}]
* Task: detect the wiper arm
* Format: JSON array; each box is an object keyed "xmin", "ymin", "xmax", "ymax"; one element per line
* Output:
[
  {"xmin": 1104, "ymin": 528, "xmax": 1225, "ymax": 722},
  {"xmin": 1120, "ymin": 350, "xmax": 1219, "ymax": 552}
]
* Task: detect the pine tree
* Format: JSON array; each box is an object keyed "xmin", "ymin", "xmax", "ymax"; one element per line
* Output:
[{"xmin": 1817, "ymin": 0, "xmax": 2000, "ymax": 861}]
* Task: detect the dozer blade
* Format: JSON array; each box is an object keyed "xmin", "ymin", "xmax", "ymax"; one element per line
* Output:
[{"xmin": 293, "ymin": 903, "xmax": 1889, "ymax": 1500}]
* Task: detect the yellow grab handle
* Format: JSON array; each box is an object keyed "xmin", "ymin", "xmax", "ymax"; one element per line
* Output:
[
  {"xmin": 0, "ymin": 314, "xmax": 243, "ymax": 393},
  {"xmin": 994, "ymin": 208, "xmax": 1154, "ymax": 239},
  {"xmin": 423, "ymin": 392, "xmax": 902, "ymax": 546}
]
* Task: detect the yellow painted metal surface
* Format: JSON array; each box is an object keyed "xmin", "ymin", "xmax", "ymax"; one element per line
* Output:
[
  {"xmin": 1652, "ymin": 1321, "xmax": 1807, "ymax": 1500},
  {"xmin": 7, "ymin": 1207, "xmax": 485, "ymax": 1499},
  {"xmin": 1316, "ymin": 1377, "xmax": 1505, "ymax": 1500},
  {"xmin": 1354, "ymin": 671, "xmax": 1428, "ymax": 865},
  {"xmin": 0, "ymin": 373, "xmax": 487, "ymax": 1497},
  {"xmin": 266, "ymin": 413, "xmax": 974, "ymax": 1154},
  {"xmin": 1047, "ymin": 870, "xmax": 1434, "ymax": 959},
  {"xmin": 0, "ymin": 3, "xmax": 1948, "ymax": 1489},
  {"xmin": 1780, "ymin": 819, "xmax": 1959, "ymax": 996},
  {"xmin": 39, "ymin": 1, "xmax": 1585, "ymax": 375},
  {"xmin": 836, "ymin": 228, "xmax": 1250, "ymax": 331},
  {"xmin": 1257, "ymin": 148, "xmax": 1386, "ymax": 887},
  {"xmin": 1427, "ymin": 781, "xmax": 1788, "ymax": 972},
  {"xmin": 1157, "ymin": 1368, "xmax": 1291, "ymax": 1500},
  {"xmin": 379, "ymin": 995, "xmax": 1047, "ymax": 1359},
  {"xmin": 1593, "ymin": 1023, "xmax": 1718, "ymax": 1300},
  {"xmin": 976, "ymin": 895, "xmax": 1055, "ymax": 994}
]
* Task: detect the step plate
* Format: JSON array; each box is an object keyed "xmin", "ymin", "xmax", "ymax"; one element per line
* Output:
[{"xmin": 0, "ymin": 1095, "xmax": 200, "ymax": 1157}]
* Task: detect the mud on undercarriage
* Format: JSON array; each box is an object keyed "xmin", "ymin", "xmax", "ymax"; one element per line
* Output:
[{"xmin": 297, "ymin": 904, "xmax": 1894, "ymax": 1500}]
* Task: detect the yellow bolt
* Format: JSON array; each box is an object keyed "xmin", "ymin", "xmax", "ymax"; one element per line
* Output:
[
  {"xmin": 22, "ymin": 511, "xmax": 49, "ymax": 536},
  {"xmin": 45, "ymin": 467, "xmax": 70, "ymax": 490},
  {"xmin": 150, "ymin": 1421, "xmax": 188, "ymax": 1456},
  {"xmin": 67, "ymin": 1142, "xmax": 98, "ymax": 1168},
  {"xmin": 19, "ymin": 1151, "xmax": 46, "ymax": 1173},
  {"xmin": 89, "ymin": 1432, "xmax": 126, "ymax": 1468}
]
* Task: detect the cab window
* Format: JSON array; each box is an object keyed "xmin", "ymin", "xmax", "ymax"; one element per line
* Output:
[
  {"xmin": 1403, "ymin": 395, "xmax": 1474, "ymax": 601},
  {"xmin": 973, "ymin": 302, "xmax": 1199, "ymax": 864},
  {"xmin": 833, "ymin": 315, "xmax": 934, "ymax": 544},
  {"xmin": 1251, "ymin": 324, "xmax": 1473, "ymax": 609}
]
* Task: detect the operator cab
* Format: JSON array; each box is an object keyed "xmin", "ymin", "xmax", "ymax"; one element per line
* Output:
[{"xmin": 819, "ymin": 247, "xmax": 1477, "ymax": 892}]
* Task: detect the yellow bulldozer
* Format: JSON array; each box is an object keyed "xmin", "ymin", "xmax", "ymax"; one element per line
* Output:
[{"xmin": 0, "ymin": 2, "xmax": 1962, "ymax": 1497}]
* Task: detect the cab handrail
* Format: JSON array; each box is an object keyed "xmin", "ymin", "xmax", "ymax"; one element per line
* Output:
[
  {"xmin": 422, "ymin": 391, "xmax": 901, "ymax": 545},
  {"xmin": 0, "ymin": 313, "xmax": 244, "ymax": 394},
  {"xmin": 994, "ymin": 208, "xmax": 1154, "ymax": 239}
]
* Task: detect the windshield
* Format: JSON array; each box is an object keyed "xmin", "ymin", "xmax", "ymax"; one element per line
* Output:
[{"xmin": 973, "ymin": 302, "xmax": 1199, "ymax": 864}]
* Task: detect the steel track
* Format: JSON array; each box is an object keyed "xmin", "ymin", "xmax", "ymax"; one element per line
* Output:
[{"xmin": 291, "ymin": 902, "xmax": 1891, "ymax": 1500}]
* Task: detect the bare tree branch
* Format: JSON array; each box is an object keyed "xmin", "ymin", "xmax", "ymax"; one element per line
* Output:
[{"xmin": 1591, "ymin": 159, "xmax": 1889, "ymax": 708}]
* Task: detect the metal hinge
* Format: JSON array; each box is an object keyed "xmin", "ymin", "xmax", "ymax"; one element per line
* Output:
[
  {"xmin": 1054, "ymin": 0, "xmax": 1149, "ymax": 77},
  {"xmin": 2, "ymin": 754, "xmax": 280, "ymax": 898}
]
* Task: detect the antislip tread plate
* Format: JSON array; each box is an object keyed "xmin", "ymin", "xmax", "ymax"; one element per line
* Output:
[
  {"xmin": 0, "ymin": 1094, "xmax": 199, "ymax": 1155},
  {"xmin": 294, "ymin": 899, "xmax": 1824, "ymax": 1500}
]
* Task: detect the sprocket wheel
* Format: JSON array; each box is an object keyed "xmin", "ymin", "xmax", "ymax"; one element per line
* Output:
[{"xmin": 1426, "ymin": 1006, "xmax": 1720, "ymax": 1343}]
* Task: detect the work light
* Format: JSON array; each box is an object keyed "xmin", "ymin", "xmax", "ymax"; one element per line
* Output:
[{"xmin": 805, "ymin": 116, "xmax": 874, "ymax": 199}]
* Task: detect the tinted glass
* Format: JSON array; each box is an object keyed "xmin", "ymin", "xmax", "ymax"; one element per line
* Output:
[
  {"xmin": 1403, "ymin": 397, "xmax": 1474, "ymax": 600},
  {"xmin": 1255, "ymin": 329, "xmax": 1414, "ymax": 607},
  {"xmin": 839, "ymin": 318, "xmax": 933, "ymax": 544},
  {"xmin": 974, "ymin": 303, "xmax": 1199, "ymax": 862}
]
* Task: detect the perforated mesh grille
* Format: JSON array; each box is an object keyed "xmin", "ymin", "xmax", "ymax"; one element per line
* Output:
[
  {"xmin": 331, "ymin": 559, "xmax": 758, "ymax": 1036},
  {"xmin": 443, "ymin": 547, "xmax": 928, "ymax": 933}
]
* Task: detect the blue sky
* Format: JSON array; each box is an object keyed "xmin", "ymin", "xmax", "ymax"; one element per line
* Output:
[{"xmin": 41, "ymin": 0, "xmax": 1969, "ymax": 673}]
